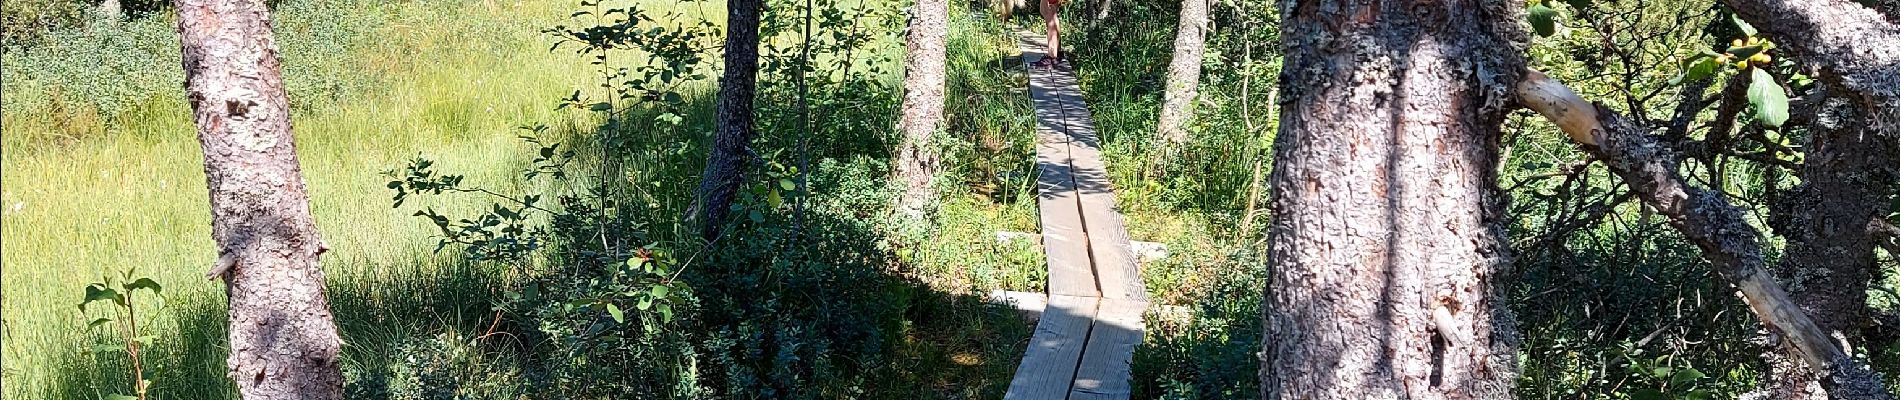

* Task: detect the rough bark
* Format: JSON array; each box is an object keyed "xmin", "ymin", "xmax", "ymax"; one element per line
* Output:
[
  {"xmin": 1258, "ymin": 0, "xmax": 1526, "ymax": 398},
  {"xmin": 693, "ymin": 0, "xmax": 764, "ymax": 241},
  {"xmin": 173, "ymin": 0, "xmax": 343, "ymax": 398},
  {"xmin": 99, "ymin": 0, "xmax": 123, "ymax": 20},
  {"xmin": 893, "ymin": 0, "xmax": 948, "ymax": 216},
  {"xmin": 1762, "ymin": 89, "xmax": 1898, "ymax": 400},
  {"xmin": 1720, "ymin": 1, "xmax": 1900, "ymax": 397},
  {"xmin": 1723, "ymin": 0, "xmax": 1900, "ymax": 117},
  {"xmin": 1154, "ymin": 0, "xmax": 1208, "ymax": 147},
  {"xmin": 1517, "ymin": 70, "xmax": 1895, "ymax": 400},
  {"xmin": 1090, "ymin": 0, "xmax": 1113, "ymax": 25}
]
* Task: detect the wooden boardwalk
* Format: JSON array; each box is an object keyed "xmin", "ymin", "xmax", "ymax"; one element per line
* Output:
[{"xmin": 1004, "ymin": 31, "xmax": 1149, "ymax": 400}]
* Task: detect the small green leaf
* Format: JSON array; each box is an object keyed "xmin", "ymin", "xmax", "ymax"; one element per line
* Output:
[
  {"xmin": 1732, "ymin": 13, "xmax": 1757, "ymax": 36},
  {"xmin": 133, "ymin": 335, "xmax": 156, "ymax": 348},
  {"xmin": 94, "ymin": 344, "xmax": 124, "ymax": 354},
  {"xmin": 81, "ymin": 285, "xmax": 126, "ymax": 310},
  {"xmin": 124, "ymin": 278, "xmax": 162, "ymax": 296},
  {"xmin": 88, "ymin": 318, "xmax": 113, "ymax": 328},
  {"xmin": 1748, "ymin": 68, "xmax": 1790, "ymax": 127},
  {"xmin": 636, "ymin": 298, "xmax": 653, "ymax": 310},
  {"xmin": 656, "ymin": 303, "xmax": 673, "ymax": 322},
  {"xmin": 605, "ymin": 303, "xmax": 625, "ymax": 323},
  {"xmin": 1650, "ymin": 366, "xmax": 1674, "ymax": 378},
  {"xmin": 1670, "ymin": 367, "xmax": 1707, "ymax": 386},
  {"xmin": 778, "ymin": 179, "xmax": 797, "ymax": 191},
  {"xmin": 1726, "ymin": 44, "xmax": 1765, "ymax": 60},
  {"xmin": 587, "ymin": 102, "xmax": 613, "ymax": 111},
  {"xmin": 767, "ymin": 189, "xmax": 784, "ymax": 209},
  {"xmin": 1528, "ymin": 4, "xmax": 1559, "ymax": 37},
  {"xmin": 1672, "ymin": 55, "xmax": 1719, "ymax": 85},
  {"xmin": 651, "ymin": 285, "xmax": 670, "ymax": 299}
]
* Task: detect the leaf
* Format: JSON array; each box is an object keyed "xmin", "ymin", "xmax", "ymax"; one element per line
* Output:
[
  {"xmin": 767, "ymin": 189, "xmax": 784, "ymax": 209},
  {"xmin": 1678, "ymin": 56, "xmax": 1718, "ymax": 84},
  {"xmin": 133, "ymin": 335, "xmax": 156, "ymax": 348},
  {"xmin": 778, "ymin": 179, "xmax": 797, "ymax": 191},
  {"xmin": 88, "ymin": 318, "xmax": 113, "ymax": 328},
  {"xmin": 656, "ymin": 303, "xmax": 673, "ymax": 322},
  {"xmin": 1732, "ymin": 13, "xmax": 1757, "ymax": 36},
  {"xmin": 1726, "ymin": 44, "xmax": 1764, "ymax": 60},
  {"xmin": 1670, "ymin": 367, "xmax": 1707, "ymax": 386},
  {"xmin": 1528, "ymin": 4, "xmax": 1559, "ymax": 37},
  {"xmin": 651, "ymin": 285, "xmax": 670, "ymax": 300},
  {"xmin": 124, "ymin": 278, "xmax": 161, "ymax": 296},
  {"xmin": 82, "ymin": 285, "xmax": 125, "ymax": 310},
  {"xmin": 587, "ymin": 102, "xmax": 613, "ymax": 111},
  {"xmin": 106, "ymin": 394, "xmax": 138, "ymax": 400},
  {"xmin": 606, "ymin": 303, "xmax": 625, "ymax": 323},
  {"xmin": 1748, "ymin": 68, "xmax": 1790, "ymax": 127}
]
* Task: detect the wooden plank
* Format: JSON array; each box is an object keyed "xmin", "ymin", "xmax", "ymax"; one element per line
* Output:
[
  {"xmin": 1004, "ymin": 294, "xmax": 1100, "ymax": 400},
  {"xmin": 1066, "ymin": 140, "xmax": 1144, "ymax": 302},
  {"xmin": 1036, "ymin": 139, "xmax": 1097, "ymax": 298},
  {"xmin": 988, "ymin": 289, "xmax": 1049, "ymax": 323},
  {"xmin": 1069, "ymin": 298, "xmax": 1148, "ymax": 400}
]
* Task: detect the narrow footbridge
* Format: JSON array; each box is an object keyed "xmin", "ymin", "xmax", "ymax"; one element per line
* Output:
[{"xmin": 1003, "ymin": 31, "xmax": 1150, "ymax": 400}]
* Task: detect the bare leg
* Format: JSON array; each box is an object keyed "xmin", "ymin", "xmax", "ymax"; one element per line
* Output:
[{"xmin": 1040, "ymin": 0, "xmax": 1060, "ymax": 60}]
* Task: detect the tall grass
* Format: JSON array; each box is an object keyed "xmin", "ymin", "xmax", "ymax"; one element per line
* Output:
[{"xmin": 0, "ymin": 0, "xmax": 633, "ymax": 397}]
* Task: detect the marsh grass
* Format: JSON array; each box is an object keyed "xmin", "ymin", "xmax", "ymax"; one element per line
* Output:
[{"xmin": 0, "ymin": 0, "xmax": 626, "ymax": 397}]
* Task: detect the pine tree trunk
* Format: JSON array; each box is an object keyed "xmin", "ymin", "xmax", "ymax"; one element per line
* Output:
[
  {"xmin": 893, "ymin": 0, "xmax": 948, "ymax": 216},
  {"xmin": 1720, "ymin": 0, "xmax": 1900, "ymax": 397},
  {"xmin": 1259, "ymin": 0, "xmax": 1527, "ymax": 398},
  {"xmin": 173, "ymin": 0, "xmax": 343, "ymax": 397},
  {"xmin": 1090, "ymin": 0, "xmax": 1113, "ymax": 25},
  {"xmin": 694, "ymin": 0, "xmax": 765, "ymax": 240},
  {"xmin": 1154, "ymin": 0, "xmax": 1208, "ymax": 147},
  {"xmin": 99, "ymin": 0, "xmax": 122, "ymax": 20},
  {"xmin": 1763, "ymin": 94, "xmax": 1896, "ymax": 400}
]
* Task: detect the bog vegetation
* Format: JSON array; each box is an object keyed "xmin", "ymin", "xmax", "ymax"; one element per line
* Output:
[{"xmin": 1, "ymin": 0, "xmax": 1895, "ymax": 398}]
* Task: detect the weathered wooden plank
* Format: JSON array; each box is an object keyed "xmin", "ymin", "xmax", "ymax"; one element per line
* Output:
[
  {"xmin": 1069, "ymin": 298, "xmax": 1147, "ymax": 400},
  {"xmin": 1036, "ymin": 140, "xmax": 1097, "ymax": 298},
  {"xmin": 1065, "ymin": 141, "xmax": 1144, "ymax": 301},
  {"xmin": 988, "ymin": 289, "xmax": 1049, "ymax": 323},
  {"xmin": 1005, "ymin": 294, "xmax": 1100, "ymax": 400}
]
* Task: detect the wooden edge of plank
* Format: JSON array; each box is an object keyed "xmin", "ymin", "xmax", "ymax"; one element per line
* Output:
[
  {"xmin": 988, "ymin": 290, "xmax": 1048, "ymax": 323},
  {"xmin": 1004, "ymin": 294, "xmax": 1101, "ymax": 400},
  {"xmin": 1069, "ymin": 298, "xmax": 1148, "ymax": 400}
]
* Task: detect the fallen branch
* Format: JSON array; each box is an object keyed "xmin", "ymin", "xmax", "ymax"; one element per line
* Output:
[{"xmin": 1516, "ymin": 70, "xmax": 1894, "ymax": 399}]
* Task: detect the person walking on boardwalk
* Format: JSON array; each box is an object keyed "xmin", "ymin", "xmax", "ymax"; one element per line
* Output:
[{"xmin": 1031, "ymin": 0, "xmax": 1067, "ymax": 69}]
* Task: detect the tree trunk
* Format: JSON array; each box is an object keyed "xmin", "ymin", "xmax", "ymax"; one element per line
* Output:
[
  {"xmin": 1258, "ymin": 0, "xmax": 1526, "ymax": 398},
  {"xmin": 1090, "ymin": 0, "xmax": 1113, "ymax": 25},
  {"xmin": 693, "ymin": 0, "xmax": 765, "ymax": 241},
  {"xmin": 1763, "ymin": 92, "xmax": 1897, "ymax": 400},
  {"xmin": 99, "ymin": 0, "xmax": 122, "ymax": 20},
  {"xmin": 1517, "ymin": 70, "xmax": 1895, "ymax": 399},
  {"xmin": 1154, "ymin": 0, "xmax": 1208, "ymax": 148},
  {"xmin": 1719, "ymin": 1, "xmax": 1900, "ymax": 397},
  {"xmin": 173, "ymin": 0, "xmax": 343, "ymax": 398},
  {"xmin": 893, "ymin": 0, "xmax": 948, "ymax": 216}
]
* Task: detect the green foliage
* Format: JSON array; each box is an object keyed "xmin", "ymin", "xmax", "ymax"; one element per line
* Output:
[
  {"xmin": 77, "ymin": 270, "xmax": 164, "ymax": 400},
  {"xmin": 1529, "ymin": 2, "xmax": 1560, "ymax": 37},
  {"xmin": 2, "ymin": 0, "xmax": 396, "ymax": 146},
  {"xmin": 1746, "ymin": 67, "xmax": 1788, "ymax": 128}
]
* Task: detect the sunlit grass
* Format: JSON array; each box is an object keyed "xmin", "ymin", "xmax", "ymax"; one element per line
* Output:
[{"xmin": 0, "ymin": 0, "xmax": 713, "ymax": 397}]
